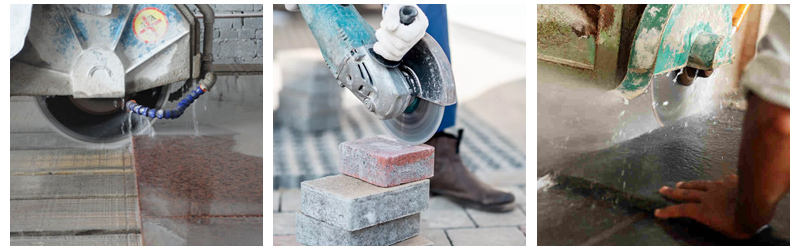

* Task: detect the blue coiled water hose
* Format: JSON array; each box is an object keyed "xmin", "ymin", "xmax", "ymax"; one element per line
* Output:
[{"xmin": 125, "ymin": 72, "xmax": 217, "ymax": 119}]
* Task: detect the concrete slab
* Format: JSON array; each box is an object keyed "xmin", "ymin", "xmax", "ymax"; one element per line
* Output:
[
  {"xmin": 547, "ymin": 111, "xmax": 748, "ymax": 211},
  {"xmin": 133, "ymin": 135, "xmax": 263, "ymax": 217},
  {"xmin": 537, "ymin": 187, "xmax": 642, "ymax": 246},
  {"xmin": 427, "ymin": 196, "xmax": 463, "ymax": 210},
  {"xmin": 295, "ymin": 212, "xmax": 419, "ymax": 246},
  {"xmin": 273, "ymin": 235, "xmax": 303, "ymax": 246},
  {"xmin": 273, "ymin": 213, "xmax": 296, "ymax": 236},
  {"xmin": 280, "ymin": 189, "xmax": 301, "ymax": 212},
  {"xmin": 420, "ymin": 229, "xmax": 451, "ymax": 246},
  {"xmin": 391, "ymin": 235, "xmax": 434, "ymax": 246},
  {"xmin": 447, "ymin": 227, "xmax": 526, "ymax": 246},
  {"xmin": 339, "ymin": 137, "xmax": 434, "ymax": 187},
  {"xmin": 300, "ymin": 175, "xmax": 429, "ymax": 231},
  {"xmin": 420, "ymin": 209, "xmax": 475, "ymax": 229},
  {"xmin": 465, "ymin": 207, "xmax": 526, "ymax": 227},
  {"xmin": 141, "ymin": 217, "xmax": 262, "ymax": 246}
]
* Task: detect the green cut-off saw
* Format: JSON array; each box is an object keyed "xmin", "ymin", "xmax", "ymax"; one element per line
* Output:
[
  {"xmin": 617, "ymin": 4, "xmax": 749, "ymax": 126},
  {"xmin": 538, "ymin": 4, "xmax": 750, "ymax": 126},
  {"xmin": 297, "ymin": 4, "xmax": 456, "ymax": 144}
]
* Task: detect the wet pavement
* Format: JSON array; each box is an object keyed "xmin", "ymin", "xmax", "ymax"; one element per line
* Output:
[
  {"xmin": 132, "ymin": 135, "xmax": 263, "ymax": 246},
  {"xmin": 131, "ymin": 75, "xmax": 264, "ymax": 245},
  {"xmin": 537, "ymin": 61, "xmax": 789, "ymax": 245},
  {"xmin": 9, "ymin": 75, "xmax": 264, "ymax": 246}
]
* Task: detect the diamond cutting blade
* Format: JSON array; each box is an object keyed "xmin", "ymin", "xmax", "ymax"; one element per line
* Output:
[
  {"xmin": 650, "ymin": 69, "xmax": 712, "ymax": 126},
  {"xmin": 382, "ymin": 98, "xmax": 444, "ymax": 145},
  {"xmin": 37, "ymin": 85, "xmax": 168, "ymax": 146}
]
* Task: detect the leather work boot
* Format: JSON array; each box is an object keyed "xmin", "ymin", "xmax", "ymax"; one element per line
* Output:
[{"xmin": 424, "ymin": 129, "xmax": 516, "ymax": 212}]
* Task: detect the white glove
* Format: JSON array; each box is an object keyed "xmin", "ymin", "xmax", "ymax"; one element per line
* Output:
[
  {"xmin": 373, "ymin": 4, "xmax": 428, "ymax": 61},
  {"xmin": 285, "ymin": 4, "xmax": 299, "ymax": 12}
]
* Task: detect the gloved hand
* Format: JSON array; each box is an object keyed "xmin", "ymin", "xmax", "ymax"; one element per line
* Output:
[
  {"xmin": 374, "ymin": 4, "xmax": 428, "ymax": 61},
  {"xmin": 285, "ymin": 4, "xmax": 299, "ymax": 12}
]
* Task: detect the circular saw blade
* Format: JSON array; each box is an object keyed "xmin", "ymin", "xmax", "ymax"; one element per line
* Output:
[
  {"xmin": 37, "ymin": 86, "xmax": 168, "ymax": 146},
  {"xmin": 382, "ymin": 98, "xmax": 444, "ymax": 145},
  {"xmin": 650, "ymin": 69, "xmax": 712, "ymax": 126}
]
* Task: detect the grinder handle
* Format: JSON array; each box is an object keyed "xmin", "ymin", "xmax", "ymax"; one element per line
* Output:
[{"xmin": 399, "ymin": 5, "xmax": 418, "ymax": 25}]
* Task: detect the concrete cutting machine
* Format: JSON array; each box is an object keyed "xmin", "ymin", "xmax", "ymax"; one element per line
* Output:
[
  {"xmin": 297, "ymin": 4, "xmax": 457, "ymax": 145},
  {"xmin": 10, "ymin": 4, "xmax": 217, "ymax": 144},
  {"xmin": 538, "ymin": 4, "xmax": 750, "ymax": 126}
]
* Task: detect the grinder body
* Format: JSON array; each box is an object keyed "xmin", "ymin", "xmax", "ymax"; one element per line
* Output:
[{"xmin": 298, "ymin": 4, "xmax": 457, "ymax": 144}]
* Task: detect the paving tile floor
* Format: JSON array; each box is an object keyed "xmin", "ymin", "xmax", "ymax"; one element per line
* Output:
[{"xmin": 273, "ymin": 181, "xmax": 527, "ymax": 246}]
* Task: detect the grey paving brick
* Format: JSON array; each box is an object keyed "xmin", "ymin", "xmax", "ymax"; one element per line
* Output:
[
  {"xmin": 465, "ymin": 207, "xmax": 526, "ymax": 227},
  {"xmin": 447, "ymin": 227, "xmax": 526, "ymax": 246},
  {"xmin": 391, "ymin": 235, "xmax": 434, "ymax": 246},
  {"xmin": 505, "ymin": 185, "xmax": 526, "ymax": 205},
  {"xmin": 420, "ymin": 209, "xmax": 474, "ymax": 229},
  {"xmin": 276, "ymin": 108, "xmax": 340, "ymax": 132},
  {"xmin": 428, "ymin": 196, "xmax": 463, "ymax": 210},
  {"xmin": 280, "ymin": 189, "xmax": 301, "ymax": 212},
  {"xmin": 300, "ymin": 175, "xmax": 429, "ymax": 231},
  {"xmin": 420, "ymin": 229, "xmax": 451, "ymax": 246},
  {"xmin": 272, "ymin": 213, "xmax": 296, "ymax": 235},
  {"xmin": 296, "ymin": 212, "xmax": 419, "ymax": 246},
  {"xmin": 278, "ymin": 88, "xmax": 342, "ymax": 116},
  {"xmin": 277, "ymin": 48, "xmax": 342, "ymax": 94}
]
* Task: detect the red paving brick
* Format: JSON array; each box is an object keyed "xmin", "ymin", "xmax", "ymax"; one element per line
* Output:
[
  {"xmin": 339, "ymin": 137, "xmax": 434, "ymax": 187},
  {"xmin": 133, "ymin": 135, "xmax": 263, "ymax": 245}
]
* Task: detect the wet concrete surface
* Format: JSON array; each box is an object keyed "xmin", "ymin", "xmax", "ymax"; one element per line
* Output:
[
  {"xmin": 539, "ymin": 184, "xmax": 789, "ymax": 246},
  {"xmin": 545, "ymin": 109, "xmax": 744, "ymax": 208},
  {"xmin": 129, "ymin": 75, "xmax": 264, "ymax": 246},
  {"xmin": 133, "ymin": 135, "xmax": 263, "ymax": 246},
  {"xmin": 537, "ymin": 60, "xmax": 789, "ymax": 244}
]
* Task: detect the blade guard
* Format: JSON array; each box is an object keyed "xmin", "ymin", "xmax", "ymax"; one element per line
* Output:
[
  {"xmin": 395, "ymin": 34, "xmax": 457, "ymax": 107},
  {"xmin": 616, "ymin": 4, "xmax": 734, "ymax": 100}
]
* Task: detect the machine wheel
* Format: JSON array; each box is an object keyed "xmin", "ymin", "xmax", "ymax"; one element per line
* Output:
[{"xmin": 37, "ymin": 85, "xmax": 169, "ymax": 145}]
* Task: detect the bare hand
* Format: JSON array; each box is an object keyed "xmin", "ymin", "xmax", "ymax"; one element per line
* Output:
[{"xmin": 655, "ymin": 175, "xmax": 753, "ymax": 239}]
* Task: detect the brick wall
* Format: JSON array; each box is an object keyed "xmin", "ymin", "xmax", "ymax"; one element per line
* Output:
[{"xmin": 189, "ymin": 4, "xmax": 263, "ymax": 64}]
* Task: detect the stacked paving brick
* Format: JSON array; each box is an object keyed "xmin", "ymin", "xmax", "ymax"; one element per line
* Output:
[
  {"xmin": 296, "ymin": 136, "xmax": 435, "ymax": 246},
  {"xmin": 276, "ymin": 49, "xmax": 342, "ymax": 132}
]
